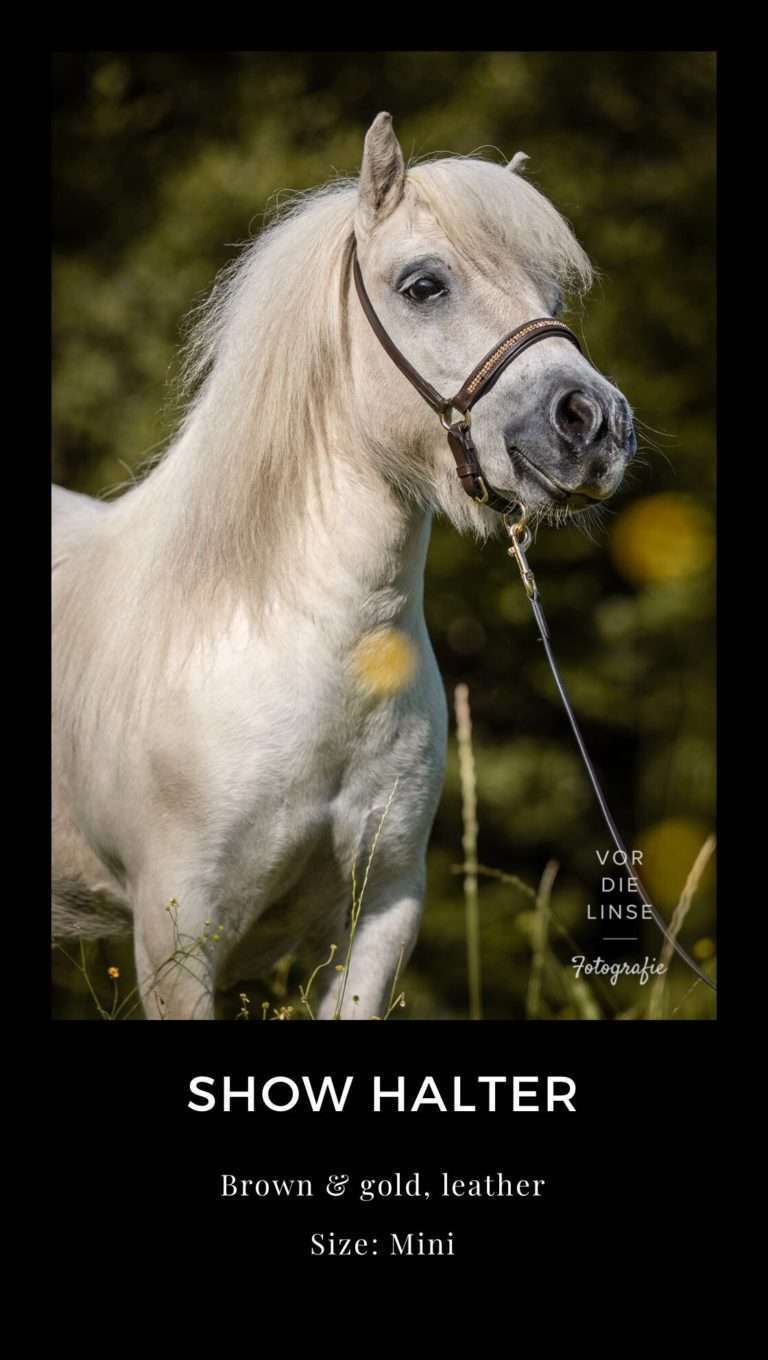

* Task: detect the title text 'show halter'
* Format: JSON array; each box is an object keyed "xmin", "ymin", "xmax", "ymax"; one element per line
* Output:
[{"xmin": 352, "ymin": 243, "xmax": 716, "ymax": 995}]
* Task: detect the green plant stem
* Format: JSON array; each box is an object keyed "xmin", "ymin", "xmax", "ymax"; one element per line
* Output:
[
  {"xmin": 333, "ymin": 778, "xmax": 399, "ymax": 1020},
  {"xmin": 526, "ymin": 860, "xmax": 558, "ymax": 1019},
  {"xmin": 455, "ymin": 684, "xmax": 482, "ymax": 1020}
]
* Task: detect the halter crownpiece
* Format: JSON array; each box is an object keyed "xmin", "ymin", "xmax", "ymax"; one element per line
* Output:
[{"xmin": 351, "ymin": 245, "xmax": 583, "ymax": 512}]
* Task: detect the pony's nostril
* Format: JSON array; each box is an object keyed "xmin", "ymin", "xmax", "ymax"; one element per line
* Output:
[{"xmin": 555, "ymin": 389, "xmax": 603, "ymax": 446}]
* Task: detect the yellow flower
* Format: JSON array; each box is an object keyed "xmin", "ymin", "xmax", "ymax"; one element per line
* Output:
[
  {"xmin": 610, "ymin": 494, "xmax": 714, "ymax": 586},
  {"xmin": 693, "ymin": 937, "xmax": 715, "ymax": 961},
  {"xmin": 636, "ymin": 818, "xmax": 715, "ymax": 910},
  {"xmin": 107, "ymin": 966, "xmax": 120, "ymax": 979},
  {"xmin": 351, "ymin": 627, "xmax": 417, "ymax": 697}
]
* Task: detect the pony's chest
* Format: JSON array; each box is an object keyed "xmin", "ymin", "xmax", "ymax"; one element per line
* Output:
[
  {"xmin": 194, "ymin": 618, "xmax": 445, "ymax": 779},
  {"xmin": 231, "ymin": 673, "xmax": 444, "ymax": 839},
  {"xmin": 192, "ymin": 687, "xmax": 444, "ymax": 945},
  {"xmin": 134, "ymin": 621, "xmax": 447, "ymax": 899},
  {"xmin": 190, "ymin": 633, "xmax": 447, "ymax": 878}
]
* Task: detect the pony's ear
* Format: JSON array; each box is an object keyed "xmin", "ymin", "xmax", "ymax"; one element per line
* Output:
[
  {"xmin": 507, "ymin": 151, "xmax": 530, "ymax": 175},
  {"xmin": 357, "ymin": 112, "xmax": 406, "ymax": 235}
]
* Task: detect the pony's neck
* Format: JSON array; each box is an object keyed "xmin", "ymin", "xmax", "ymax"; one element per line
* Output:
[
  {"xmin": 119, "ymin": 420, "xmax": 432, "ymax": 647},
  {"xmin": 295, "ymin": 459, "xmax": 432, "ymax": 639}
]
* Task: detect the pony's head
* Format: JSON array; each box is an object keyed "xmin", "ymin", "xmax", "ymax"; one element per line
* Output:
[
  {"xmin": 351, "ymin": 113, "xmax": 636, "ymax": 529},
  {"xmin": 156, "ymin": 113, "xmax": 639, "ymax": 627}
]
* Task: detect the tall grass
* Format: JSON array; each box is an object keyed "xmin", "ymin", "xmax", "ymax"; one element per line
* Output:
[
  {"xmin": 452, "ymin": 684, "xmax": 716, "ymax": 1021},
  {"xmin": 454, "ymin": 684, "xmax": 482, "ymax": 1020}
]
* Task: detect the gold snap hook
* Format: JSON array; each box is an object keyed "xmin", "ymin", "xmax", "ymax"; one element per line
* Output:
[{"xmin": 503, "ymin": 503, "xmax": 537, "ymax": 597}]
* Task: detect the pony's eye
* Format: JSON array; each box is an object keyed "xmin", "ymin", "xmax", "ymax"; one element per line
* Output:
[{"xmin": 402, "ymin": 276, "xmax": 447, "ymax": 303}]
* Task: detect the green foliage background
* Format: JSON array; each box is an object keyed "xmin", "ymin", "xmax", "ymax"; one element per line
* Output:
[{"xmin": 52, "ymin": 51, "xmax": 716, "ymax": 1019}]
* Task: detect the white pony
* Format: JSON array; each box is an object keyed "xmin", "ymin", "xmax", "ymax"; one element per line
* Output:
[{"xmin": 52, "ymin": 113, "xmax": 635, "ymax": 1019}]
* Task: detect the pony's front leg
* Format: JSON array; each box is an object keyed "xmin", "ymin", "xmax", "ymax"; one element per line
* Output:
[
  {"xmin": 314, "ymin": 878, "xmax": 424, "ymax": 1021},
  {"xmin": 133, "ymin": 882, "xmax": 218, "ymax": 1020}
]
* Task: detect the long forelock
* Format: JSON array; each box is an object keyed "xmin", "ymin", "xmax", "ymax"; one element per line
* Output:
[{"xmin": 406, "ymin": 154, "xmax": 594, "ymax": 301}]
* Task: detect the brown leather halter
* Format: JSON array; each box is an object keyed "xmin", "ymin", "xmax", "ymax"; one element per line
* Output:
[
  {"xmin": 352, "ymin": 246, "xmax": 583, "ymax": 513},
  {"xmin": 352, "ymin": 243, "xmax": 717, "ymax": 995}
]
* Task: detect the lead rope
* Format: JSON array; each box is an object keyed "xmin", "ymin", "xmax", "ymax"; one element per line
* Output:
[{"xmin": 503, "ymin": 507, "xmax": 716, "ymax": 993}]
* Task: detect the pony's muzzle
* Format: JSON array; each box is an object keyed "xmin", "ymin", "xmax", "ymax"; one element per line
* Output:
[{"xmin": 551, "ymin": 386, "xmax": 636, "ymax": 500}]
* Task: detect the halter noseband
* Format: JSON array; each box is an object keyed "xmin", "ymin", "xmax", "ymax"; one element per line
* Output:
[{"xmin": 352, "ymin": 246, "xmax": 583, "ymax": 514}]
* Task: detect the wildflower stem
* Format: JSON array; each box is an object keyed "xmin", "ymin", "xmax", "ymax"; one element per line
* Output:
[
  {"xmin": 455, "ymin": 684, "xmax": 482, "ymax": 1020},
  {"xmin": 526, "ymin": 859, "xmax": 558, "ymax": 1019},
  {"xmin": 333, "ymin": 778, "xmax": 399, "ymax": 1020},
  {"xmin": 647, "ymin": 835, "xmax": 716, "ymax": 1019}
]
